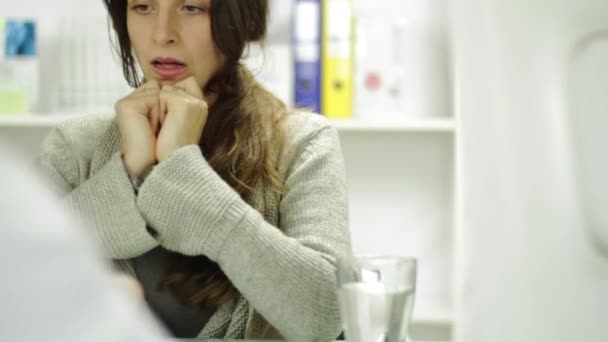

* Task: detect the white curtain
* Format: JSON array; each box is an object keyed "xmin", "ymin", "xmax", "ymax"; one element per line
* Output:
[{"xmin": 451, "ymin": 0, "xmax": 608, "ymax": 341}]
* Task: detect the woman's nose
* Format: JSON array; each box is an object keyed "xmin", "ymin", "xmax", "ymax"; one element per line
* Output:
[{"xmin": 153, "ymin": 13, "xmax": 178, "ymax": 45}]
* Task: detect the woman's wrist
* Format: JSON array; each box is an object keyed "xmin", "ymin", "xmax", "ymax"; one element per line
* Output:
[{"xmin": 121, "ymin": 155, "xmax": 154, "ymax": 194}]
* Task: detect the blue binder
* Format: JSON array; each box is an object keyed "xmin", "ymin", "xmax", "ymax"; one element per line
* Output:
[{"xmin": 293, "ymin": 0, "xmax": 321, "ymax": 113}]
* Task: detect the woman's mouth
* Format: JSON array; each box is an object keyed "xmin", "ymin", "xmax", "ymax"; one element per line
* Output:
[{"xmin": 151, "ymin": 58, "xmax": 188, "ymax": 80}]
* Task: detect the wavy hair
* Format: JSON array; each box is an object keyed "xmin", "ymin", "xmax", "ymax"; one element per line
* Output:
[{"xmin": 103, "ymin": 0, "xmax": 286, "ymax": 308}]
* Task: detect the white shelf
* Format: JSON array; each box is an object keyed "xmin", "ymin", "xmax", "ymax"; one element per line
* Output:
[
  {"xmin": 331, "ymin": 118, "xmax": 455, "ymax": 132},
  {"xmin": 413, "ymin": 311, "xmax": 453, "ymax": 325},
  {"xmin": 0, "ymin": 114, "xmax": 455, "ymax": 133},
  {"xmin": 0, "ymin": 114, "xmax": 83, "ymax": 128}
]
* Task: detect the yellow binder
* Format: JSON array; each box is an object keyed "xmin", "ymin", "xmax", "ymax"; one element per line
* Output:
[{"xmin": 321, "ymin": 0, "xmax": 354, "ymax": 118}]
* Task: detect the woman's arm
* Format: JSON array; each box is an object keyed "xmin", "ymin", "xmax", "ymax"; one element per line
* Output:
[
  {"xmin": 136, "ymin": 124, "xmax": 350, "ymax": 341},
  {"xmin": 36, "ymin": 124, "xmax": 159, "ymax": 259}
]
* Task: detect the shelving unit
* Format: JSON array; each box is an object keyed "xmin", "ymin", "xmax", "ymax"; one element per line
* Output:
[
  {"xmin": 331, "ymin": 118, "xmax": 455, "ymax": 133},
  {"xmin": 338, "ymin": 125, "xmax": 455, "ymax": 338},
  {"xmin": 0, "ymin": 114, "xmax": 455, "ymax": 133}
]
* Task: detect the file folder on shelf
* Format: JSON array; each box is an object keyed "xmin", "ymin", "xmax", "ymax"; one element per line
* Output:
[
  {"xmin": 293, "ymin": 0, "xmax": 322, "ymax": 114},
  {"xmin": 321, "ymin": 0, "xmax": 354, "ymax": 118}
]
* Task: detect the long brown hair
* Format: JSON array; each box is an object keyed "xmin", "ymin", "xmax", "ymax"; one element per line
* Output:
[{"xmin": 103, "ymin": 0, "xmax": 286, "ymax": 308}]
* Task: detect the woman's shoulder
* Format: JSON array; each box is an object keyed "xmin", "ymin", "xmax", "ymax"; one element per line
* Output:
[
  {"xmin": 282, "ymin": 110, "xmax": 334, "ymax": 146},
  {"xmin": 56, "ymin": 113, "xmax": 115, "ymax": 136},
  {"xmin": 52, "ymin": 113, "xmax": 116, "ymax": 146},
  {"xmin": 276, "ymin": 111, "xmax": 341, "ymax": 172},
  {"xmin": 42, "ymin": 113, "xmax": 117, "ymax": 163}
]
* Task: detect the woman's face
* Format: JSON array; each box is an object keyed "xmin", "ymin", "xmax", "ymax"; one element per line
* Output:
[{"xmin": 127, "ymin": 0, "xmax": 224, "ymax": 88}]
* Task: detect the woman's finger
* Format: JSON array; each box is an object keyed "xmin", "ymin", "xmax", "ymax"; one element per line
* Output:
[
  {"xmin": 175, "ymin": 76, "xmax": 204, "ymax": 99},
  {"xmin": 159, "ymin": 85, "xmax": 187, "ymax": 124},
  {"xmin": 160, "ymin": 88, "xmax": 170, "ymax": 125},
  {"xmin": 149, "ymin": 98, "xmax": 161, "ymax": 135},
  {"xmin": 132, "ymin": 80, "xmax": 160, "ymax": 95}
]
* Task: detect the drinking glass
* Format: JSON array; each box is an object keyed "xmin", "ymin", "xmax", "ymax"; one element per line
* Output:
[{"xmin": 336, "ymin": 255, "xmax": 417, "ymax": 342}]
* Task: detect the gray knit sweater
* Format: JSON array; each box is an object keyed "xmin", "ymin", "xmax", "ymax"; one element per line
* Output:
[{"xmin": 36, "ymin": 111, "xmax": 351, "ymax": 341}]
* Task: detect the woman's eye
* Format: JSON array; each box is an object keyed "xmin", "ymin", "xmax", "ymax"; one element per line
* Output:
[
  {"xmin": 132, "ymin": 4, "xmax": 152, "ymax": 14},
  {"xmin": 183, "ymin": 5, "xmax": 206, "ymax": 14}
]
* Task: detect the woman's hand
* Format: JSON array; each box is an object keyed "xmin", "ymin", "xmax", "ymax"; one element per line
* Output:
[
  {"xmin": 156, "ymin": 77, "xmax": 208, "ymax": 162},
  {"xmin": 115, "ymin": 80, "xmax": 162, "ymax": 178}
]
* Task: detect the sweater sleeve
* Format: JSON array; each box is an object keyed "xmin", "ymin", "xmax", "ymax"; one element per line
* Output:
[
  {"xmin": 36, "ymin": 127, "xmax": 159, "ymax": 259},
  {"xmin": 136, "ymin": 126, "xmax": 350, "ymax": 341}
]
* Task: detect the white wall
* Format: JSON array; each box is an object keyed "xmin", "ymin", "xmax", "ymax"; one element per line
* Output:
[{"xmin": 451, "ymin": 0, "xmax": 608, "ymax": 341}]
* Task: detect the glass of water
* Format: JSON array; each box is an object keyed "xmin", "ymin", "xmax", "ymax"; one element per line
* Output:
[{"xmin": 336, "ymin": 255, "xmax": 417, "ymax": 342}]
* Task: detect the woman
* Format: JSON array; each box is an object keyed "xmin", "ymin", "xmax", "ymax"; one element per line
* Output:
[{"xmin": 37, "ymin": 0, "xmax": 350, "ymax": 340}]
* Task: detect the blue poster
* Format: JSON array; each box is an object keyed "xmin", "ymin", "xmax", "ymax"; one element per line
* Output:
[{"xmin": 5, "ymin": 20, "xmax": 37, "ymax": 57}]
